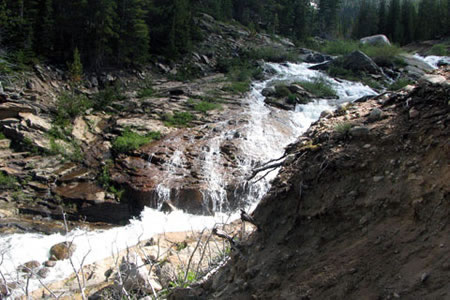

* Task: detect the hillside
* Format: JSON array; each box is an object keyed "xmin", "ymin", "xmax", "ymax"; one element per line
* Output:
[{"xmin": 180, "ymin": 70, "xmax": 450, "ymax": 299}]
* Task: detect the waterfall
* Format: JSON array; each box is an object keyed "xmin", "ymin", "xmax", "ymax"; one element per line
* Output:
[{"xmin": 0, "ymin": 61, "xmax": 377, "ymax": 297}]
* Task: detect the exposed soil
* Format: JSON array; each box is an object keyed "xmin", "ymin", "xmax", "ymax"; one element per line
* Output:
[{"xmin": 182, "ymin": 68, "xmax": 450, "ymax": 299}]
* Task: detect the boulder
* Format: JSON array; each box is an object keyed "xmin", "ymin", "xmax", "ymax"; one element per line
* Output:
[
  {"xmin": 304, "ymin": 53, "xmax": 332, "ymax": 64},
  {"xmin": 18, "ymin": 112, "xmax": 52, "ymax": 132},
  {"xmin": 360, "ymin": 34, "xmax": 391, "ymax": 46},
  {"xmin": 37, "ymin": 267, "xmax": 50, "ymax": 278},
  {"xmin": 341, "ymin": 51, "xmax": 382, "ymax": 75},
  {"xmin": 368, "ymin": 108, "xmax": 383, "ymax": 122},
  {"xmin": 418, "ymin": 74, "xmax": 447, "ymax": 86},
  {"xmin": 0, "ymin": 102, "xmax": 35, "ymax": 120},
  {"xmin": 350, "ymin": 126, "xmax": 370, "ymax": 137},
  {"xmin": 50, "ymin": 242, "xmax": 76, "ymax": 261}
]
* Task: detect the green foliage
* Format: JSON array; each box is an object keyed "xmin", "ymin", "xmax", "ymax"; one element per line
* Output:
[
  {"xmin": 55, "ymin": 92, "xmax": 92, "ymax": 125},
  {"xmin": 193, "ymin": 101, "xmax": 222, "ymax": 113},
  {"xmin": 297, "ymin": 78, "xmax": 337, "ymax": 98},
  {"xmin": 244, "ymin": 47, "xmax": 298, "ymax": 63},
  {"xmin": 286, "ymin": 94, "xmax": 297, "ymax": 105},
  {"xmin": 429, "ymin": 44, "xmax": 449, "ymax": 56},
  {"xmin": 389, "ymin": 78, "xmax": 412, "ymax": 91},
  {"xmin": 112, "ymin": 128, "xmax": 161, "ymax": 153},
  {"xmin": 163, "ymin": 112, "xmax": 194, "ymax": 127},
  {"xmin": 274, "ymin": 85, "xmax": 291, "ymax": 98},
  {"xmin": 137, "ymin": 87, "xmax": 155, "ymax": 98},
  {"xmin": 334, "ymin": 122, "xmax": 352, "ymax": 135},
  {"xmin": 223, "ymin": 81, "xmax": 250, "ymax": 94},
  {"xmin": 169, "ymin": 270, "xmax": 197, "ymax": 289},
  {"xmin": 319, "ymin": 40, "xmax": 360, "ymax": 56},
  {"xmin": 0, "ymin": 133, "xmax": 6, "ymax": 140},
  {"xmin": 68, "ymin": 48, "xmax": 83, "ymax": 82},
  {"xmin": 360, "ymin": 44, "xmax": 403, "ymax": 61},
  {"xmin": 0, "ymin": 173, "xmax": 17, "ymax": 189},
  {"xmin": 93, "ymin": 84, "xmax": 125, "ymax": 110}
]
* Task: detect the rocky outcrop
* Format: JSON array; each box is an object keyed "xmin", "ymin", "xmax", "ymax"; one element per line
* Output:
[{"xmin": 50, "ymin": 242, "xmax": 76, "ymax": 260}]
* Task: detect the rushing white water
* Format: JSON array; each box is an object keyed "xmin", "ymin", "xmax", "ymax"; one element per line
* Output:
[
  {"xmin": 413, "ymin": 53, "xmax": 450, "ymax": 69},
  {"xmin": 0, "ymin": 61, "xmax": 376, "ymax": 297}
]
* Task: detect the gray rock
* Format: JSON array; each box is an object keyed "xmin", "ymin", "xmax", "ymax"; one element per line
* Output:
[
  {"xmin": 44, "ymin": 260, "xmax": 57, "ymax": 267},
  {"xmin": 320, "ymin": 110, "xmax": 333, "ymax": 119},
  {"xmin": 350, "ymin": 126, "xmax": 370, "ymax": 137},
  {"xmin": 37, "ymin": 267, "xmax": 50, "ymax": 278},
  {"xmin": 18, "ymin": 260, "xmax": 41, "ymax": 273},
  {"xmin": 418, "ymin": 74, "xmax": 447, "ymax": 86},
  {"xmin": 360, "ymin": 34, "xmax": 391, "ymax": 46},
  {"xmin": 50, "ymin": 242, "xmax": 76, "ymax": 261},
  {"xmin": 0, "ymin": 81, "xmax": 3, "ymax": 94},
  {"xmin": 368, "ymin": 108, "xmax": 383, "ymax": 122},
  {"xmin": 342, "ymin": 51, "xmax": 382, "ymax": 75}
]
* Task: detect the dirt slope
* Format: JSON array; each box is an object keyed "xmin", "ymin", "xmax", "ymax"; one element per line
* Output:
[{"xmin": 179, "ymin": 69, "xmax": 450, "ymax": 300}]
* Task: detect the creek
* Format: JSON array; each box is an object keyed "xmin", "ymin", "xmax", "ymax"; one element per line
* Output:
[{"xmin": 0, "ymin": 61, "xmax": 377, "ymax": 297}]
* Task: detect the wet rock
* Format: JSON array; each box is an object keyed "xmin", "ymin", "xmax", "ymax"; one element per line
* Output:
[
  {"xmin": 52, "ymin": 182, "xmax": 105, "ymax": 203},
  {"xmin": 350, "ymin": 126, "xmax": 370, "ymax": 137},
  {"xmin": 50, "ymin": 242, "xmax": 76, "ymax": 261},
  {"xmin": 368, "ymin": 108, "xmax": 383, "ymax": 122},
  {"xmin": 37, "ymin": 267, "xmax": 50, "ymax": 278},
  {"xmin": 320, "ymin": 110, "xmax": 333, "ymax": 119},
  {"xmin": 18, "ymin": 260, "xmax": 41, "ymax": 273},
  {"xmin": 44, "ymin": 260, "xmax": 57, "ymax": 267},
  {"xmin": 304, "ymin": 53, "xmax": 332, "ymax": 64},
  {"xmin": 262, "ymin": 87, "xmax": 276, "ymax": 97},
  {"xmin": 360, "ymin": 34, "xmax": 391, "ymax": 46}
]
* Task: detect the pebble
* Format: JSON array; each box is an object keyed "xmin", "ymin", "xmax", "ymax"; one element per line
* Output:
[
  {"xmin": 420, "ymin": 272, "xmax": 429, "ymax": 283},
  {"xmin": 350, "ymin": 126, "xmax": 370, "ymax": 137},
  {"xmin": 44, "ymin": 260, "xmax": 56, "ymax": 267},
  {"xmin": 373, "ymin": 176, "xmax": 384, "ymax": 182}
]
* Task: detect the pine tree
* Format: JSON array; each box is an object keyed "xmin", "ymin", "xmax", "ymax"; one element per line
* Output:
[
  {"xmin": 116, "ymin": 0, "xmax": 150, "ymax": 65},
  {"xmin": 86, "ymin": 0, "xmax": 116, "ymax": 68},
  {"xmin": 386, "ymin": 0, "xmax": 401, "ymax": 42},
  {"xmin": 69, "ymin": 47, "xmax": 83, "ymax": 82},
  {"xmin": 378, "ymin": 0, "xmax": 387, "ymax": 34}
]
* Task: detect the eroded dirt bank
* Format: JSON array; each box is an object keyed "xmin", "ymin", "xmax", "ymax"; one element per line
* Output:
[{"xmin": 179, "ymin": 69, "xmax": 449, "ymax": 299}]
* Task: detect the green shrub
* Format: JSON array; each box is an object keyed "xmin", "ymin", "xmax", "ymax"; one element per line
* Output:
[
  {"xmin": 112, "ymin": 128, "xmax": 161, "ymax": 153},
  {"xmin": 388, "ymin": 78, "xmax": 412, "ymax": 91},
  {"xmin": 0, "ymin": 133, "xmax": 6, "ymax": 140},
  {"xmin": 137, "ymin": 87, "xmax": 155, "ymax": 98},
  {"xmin": 334, "ymin": 122, "xmax": 352, "ymax": 135},
  {"xmin": 320, "ymin": 40, "xmax": 360, "ymax": 56},
  {"xmin": 193, "ymin": 101, "xmax": 222, "ymax": 113},
  {"xmin": 170, "ymin": 270, "xmax": 197, "ymax": 289},
  {"xmin": 245, "ymin": 47, "xmax": 298, "ymax": 62},
  {"xmin": 297, "ymin": 78, "xmax": 337, "ymax": 98},
  {"xmin": 0, "ymin": 172, "xmax": 17, "ymax": 189},
  {"xmin": 223, "ymin": 81, "xmax": 251, "ymax": 93},
  {"xmin": 361, "ymin": 44, "xmax": 403, "ymax": 60},
  {"xmin": 286, "ymin": 94, "xmax": 297, "ymax": 104},
  {"xmin": 93, "ymin": 85, "xmax": 125, "ymax": 110},
  {"xmin": 274, "ymin": 85, "xmax": 291, "ymax": 98},
  {"xmin": 56, "ymin": 92, "xmax": 92, "ymax": 125},
  {"xmin": 163, "ymin": 112, "xmax": 194, "ymax": 127},
  {"xmin": 429, "ymin": 44, "xmax": 448, "ymax": 56}
]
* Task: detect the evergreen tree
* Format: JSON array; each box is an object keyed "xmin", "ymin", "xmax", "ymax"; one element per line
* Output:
[
  {"xmin": 378, "ymin": 0, "xmax": 387, "ymax": 34},
  {"xmin": 386, "ymin": 0, "xmax": 401, "ymax": 42},
  {"xmin": 116, "ymin": 0, "xmax": 150, "ymax": 65}
]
